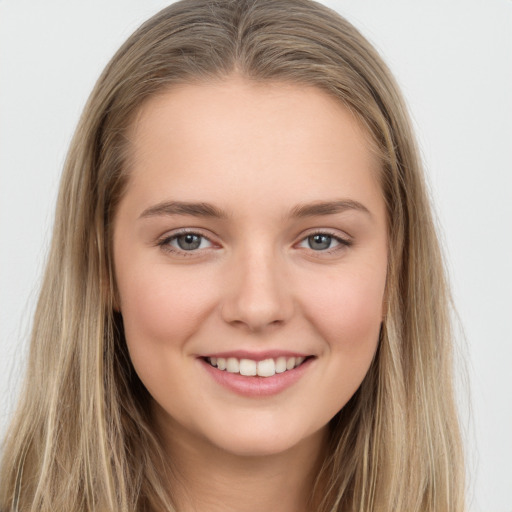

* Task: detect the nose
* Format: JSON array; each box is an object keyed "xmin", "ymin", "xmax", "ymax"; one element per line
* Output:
[{"xmin": 220, "ymin": 247, "xmax": 294, "ymax": 333}]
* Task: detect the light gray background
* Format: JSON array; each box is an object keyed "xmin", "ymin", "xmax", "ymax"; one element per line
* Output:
[{"xmin": 1, "ymin": 1, "xmax": 511, "ymax": 510}]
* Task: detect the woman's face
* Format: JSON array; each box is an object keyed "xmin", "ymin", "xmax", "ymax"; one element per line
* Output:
[{"xmin": 113, "ymin": 77, "xmax": 388, "ymax": 457}]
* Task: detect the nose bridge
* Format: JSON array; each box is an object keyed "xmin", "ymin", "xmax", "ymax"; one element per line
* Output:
[{"xmin": 222, "ymin": 238, "xmax": 293, "ymax": 331}]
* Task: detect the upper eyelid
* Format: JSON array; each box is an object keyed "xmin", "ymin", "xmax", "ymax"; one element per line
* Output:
[
  {"xmin": 158, "ymin": 227, "xmax": 215, "ymax": 241},
  {"xmin": 296, "ymin": 233, "xmax": 351, "ymax": 250},
  {"xmin": 297, "ymin": 228, "xmax": 352, "ymax": 242}
]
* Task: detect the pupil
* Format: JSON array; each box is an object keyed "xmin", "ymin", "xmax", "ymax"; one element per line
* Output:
[
  {"xmin": 178, "ymin": 234, "xmax": 201, "ymax": 250},
  {"xmin": 309, "ymin": 234, "xmax": 331, "ymax": 250}
]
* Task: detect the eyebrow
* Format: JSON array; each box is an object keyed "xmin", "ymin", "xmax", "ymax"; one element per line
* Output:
[
  {"xmin": 139, "ymin": 201, "xmax": 229, "ymax": 219},
  {"xmin": 138, "ymin": 199, "xmax": 371, "ymax": 220},
  {"xmin": 290, "ymin": 200, "xmax": 371, "ymax": 218}
]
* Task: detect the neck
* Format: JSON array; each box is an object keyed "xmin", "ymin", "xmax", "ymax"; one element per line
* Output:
[{"xmin": 155, "ymin": 415, "xmax": 328, "ymax": 512}]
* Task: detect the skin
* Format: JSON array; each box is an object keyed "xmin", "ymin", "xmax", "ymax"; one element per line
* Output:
[{"xmin": 113, "ymin": 76, "xmax": 388, "ymax": 512}]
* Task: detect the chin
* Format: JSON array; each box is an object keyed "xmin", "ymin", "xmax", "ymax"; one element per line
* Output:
[{"xmin": 205, "ymin": 422, "xmax": 326, "ymax": 459}]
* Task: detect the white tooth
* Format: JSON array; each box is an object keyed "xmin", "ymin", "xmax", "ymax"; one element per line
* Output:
[
  {"xmin": 239, "ymin": 359, "xmax": 257, "ymax": 376},
  {"xmin": 217, "ymin": 357, "xmax": 227, "ymax": 370},
  {"xmin": 295, "ymin": 356, "xmax": 305, "ymax": 367},
  {"xmin": 226, "ymin": 357, "xmax": 240, "ymax": 373},
  {"xmin": 275, "ymin": 357, "xmax": 287, "ymax": 373},
  {"xmin": 257, "ymin": 358, "xmax": 276, "ymax": 377},
  {"xmin": 210, "ymin": 357, "xmax": 217, "ymax": 366},
  {"xmin": 286, "ymin": 357, "xmax": 296, "ymax": 370}
]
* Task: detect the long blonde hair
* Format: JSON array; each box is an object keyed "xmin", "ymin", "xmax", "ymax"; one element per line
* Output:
[{"xmin": 0, "ymin": 0, "xmax": 465, "ymax": 510}]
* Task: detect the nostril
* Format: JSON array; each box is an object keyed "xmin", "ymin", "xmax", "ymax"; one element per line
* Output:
[{"xmin": 220, "ymin": 273, "xmax": 294, "ymax": 332}]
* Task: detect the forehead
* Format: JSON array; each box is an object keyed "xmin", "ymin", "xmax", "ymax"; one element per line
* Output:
[{"xmin": 123, "ymin": 76, "xmax": 383, "ymax": 218}]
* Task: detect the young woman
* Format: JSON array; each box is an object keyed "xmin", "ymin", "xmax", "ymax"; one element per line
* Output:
[{"xmin": 0, "ymin": 0, "xmax": 465, "ymax": 510}]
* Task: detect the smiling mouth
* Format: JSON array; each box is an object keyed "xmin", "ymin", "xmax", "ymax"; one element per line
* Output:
[{"xmin": 204, "ymin": 356, "xmax": 310, "ymax": 378}]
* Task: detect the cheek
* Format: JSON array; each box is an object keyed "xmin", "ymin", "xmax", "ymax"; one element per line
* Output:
[
  {"xmin": 301, "ymin": 262, "xmax": 386, "ymax": 357},
  {"xmin": 115, "ymin": 262, "xmax": 220, "ymax": 413},
  {"xmin": 116, "ymin": 261, "xmax": 216, "ymax": 350}
]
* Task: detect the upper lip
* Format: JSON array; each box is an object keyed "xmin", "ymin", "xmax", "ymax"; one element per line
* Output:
[{"xmin": 199, "ymin": 350, "xmax": 312, "ymax": 361}]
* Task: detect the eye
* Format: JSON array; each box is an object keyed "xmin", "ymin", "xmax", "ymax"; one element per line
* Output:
[
  {"xmin": 306, "ymin": 234, "xmax": 335, "ymax": 251},
  {"xmin": 158, "ymin": 231, "xmax": 214, "ymax": 253},
  {"xmin": 297, "ymin": 232, "xmax": 351, "ymax": 252}
]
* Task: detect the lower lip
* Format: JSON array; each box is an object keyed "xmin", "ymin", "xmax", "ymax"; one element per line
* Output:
[{"xmin": 200, "ymin": 358, "xmax": 314, "ymax": 397}]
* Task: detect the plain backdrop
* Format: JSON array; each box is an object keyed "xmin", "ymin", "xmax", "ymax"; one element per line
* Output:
[{"xmin": 1, "ymin": 0, "xmax": 511, "ymax": 510}]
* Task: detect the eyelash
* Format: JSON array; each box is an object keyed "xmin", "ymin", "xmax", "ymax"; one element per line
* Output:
[
  {"xmin": 156, "ymin": 229, "xmax": 352, "ymax": 257},
  {"xmin": 298, "ymin": 230, "xmax": 352, "ymax": 254},
  {"xmin": 157, "ymin": 229, "xmax": 215, "ymax": 257}
]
